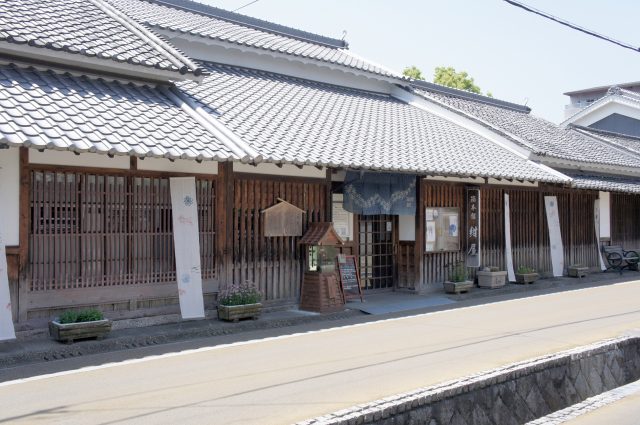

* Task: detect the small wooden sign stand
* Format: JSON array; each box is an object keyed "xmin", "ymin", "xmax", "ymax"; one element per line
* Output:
[{"xmin": 337, "ymin": 254, "xmax": 364, "ymax": 302}]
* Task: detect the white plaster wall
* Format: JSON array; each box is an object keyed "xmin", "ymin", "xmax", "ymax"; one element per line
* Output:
[
  {"xmin": 234, "ymin": 162, "xmax": 326, "ymax": 179},
  {"xmin": 599, "ymin": 191, "xmax": 611, "ymax": 239},
  {"xmin": 138, "ymin": 158, "xmax": 218, "ymax": 174},
  {"xmin": 398, "ymin": 215, "xmax": 416, "ymax": 241},
  {"xmin": 29, "ymin": 150, "xmax": 130, "ymax": 169},
  {"xmin": 0, "ymin": 148, "xmax": 19, "ymax": 245},
  {"xmin": 572, "ymin": 102, "xmax": 640, "ymax": 127}
]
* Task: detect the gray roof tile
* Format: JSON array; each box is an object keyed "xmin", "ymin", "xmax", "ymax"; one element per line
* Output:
[
  {"xmin": 176, "ymin": 62, "xmax": 565, "ymax": 182},
  {"xmin": 565, "ymin": 171, "xmax": 640, "ymax": 194},
  {"xmin": 109, "ymin": 0, "xmax": 401, "ymax": 79},
  {"xmin": 413, "ymin": 85, "xmax": 640, "ymax": 169},
  {"xmin": 572, "ymin": 126, "xmax": 640, "ymax": 156},
  {"xmin": 0, "ymin": 0, "xmax": 205, "ymax": 78},
  {"xmin": 0, "ymin": 63, "xmax": 235, "ymax": 161}
]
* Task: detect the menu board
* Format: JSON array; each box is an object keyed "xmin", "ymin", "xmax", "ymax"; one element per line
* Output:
[
  {"xmin": 425, "ymin": 207, "xmax": 460, "ymax": 252},
  {"xmin": 337, "ymin": 255, "xmax": 363, "ymax": 301}
]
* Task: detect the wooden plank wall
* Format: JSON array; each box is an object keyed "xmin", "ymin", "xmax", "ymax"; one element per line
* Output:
[
  {"xmin": 231, "ymin": 175, "xmax": 327, "ymax": 304},
  {"xmin": 420, "ymin": 182, "xmax": 600, "ymax": 285},
  {"xmin": 611, "ymin": 193, "xmax": 640, "ymax": 249}
]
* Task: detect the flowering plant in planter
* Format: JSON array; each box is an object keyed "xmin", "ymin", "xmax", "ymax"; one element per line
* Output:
[
  {"xmin": 218, "ymin": 281, "xmax": 263, "ymax": 322},
  {"xmin": 218, "ymin": 281, "xmax": 262, "ymax": 306}
]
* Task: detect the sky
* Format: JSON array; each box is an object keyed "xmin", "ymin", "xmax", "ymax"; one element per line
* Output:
[{"xmin": 201, "ymin": 0, "xmax": 640, "ymax": 123}]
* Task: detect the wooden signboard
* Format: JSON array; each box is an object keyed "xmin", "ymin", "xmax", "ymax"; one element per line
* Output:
[{"xmin": 337, "ymin": 255, "xmax": 363, "ymax": 302}]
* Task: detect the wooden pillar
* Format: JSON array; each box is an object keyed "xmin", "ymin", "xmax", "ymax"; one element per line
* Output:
[
  {"xmin": 325, "ymin": 168, "xmax": 332, "ymax": 222},
  {"xmin": 414, "ymin": 176, "xmax": 425, "ymax": 292},
  {"xmin": 216, "ymin": 162, "xmax": 234, "ymax": 289},
  {"xmin": 17, "ymin": 147, "xmax": 29, "ymax": 322}
]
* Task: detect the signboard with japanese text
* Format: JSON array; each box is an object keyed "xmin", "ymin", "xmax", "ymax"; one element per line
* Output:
[{"xmin": 466, "ymin": 187, "xmax": 481, "ymax": 268}]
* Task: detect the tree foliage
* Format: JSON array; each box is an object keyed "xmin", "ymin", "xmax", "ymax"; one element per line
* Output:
[
  {"xmin": 402, "ymin": 65, "xmax": 424, "ymax": 81},
  {"xmin": 433, "ymin": 66, "xmax": 482, "ymax": 95}
]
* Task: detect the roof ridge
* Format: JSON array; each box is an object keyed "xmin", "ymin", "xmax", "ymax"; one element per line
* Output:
[
  {"xmin": 200, "ymin": 61, "xmax": 393, "ymax": 98},
  {"xmin": 97, "ymin": 0, "xmax": 205, "ymax": 75},
  {"xmin": 571, "ymin": 125, "xmax": 640, "ymax": 142},
  {"xmin": 410, "ymin": 79, "xmax": 530, "ymax": 113},
  {"xmin": 146, "ymin": 0, "xmax": 348, "ymax": 49}
]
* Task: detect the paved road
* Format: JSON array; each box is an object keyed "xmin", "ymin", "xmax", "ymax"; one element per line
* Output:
[{"xmin": 1, "ymin": 281, "xmax": 640, "ymax": 425}]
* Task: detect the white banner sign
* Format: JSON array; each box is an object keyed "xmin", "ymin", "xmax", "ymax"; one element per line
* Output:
[
  {"xmin": 0, "ymin": 228, "xmax": 16, "ymax": 341},
  {"xmin": 170, "ymin": 177, "xmax": 205, "ymax": 320},
  {"xmin": 504, "ymin": 194, "xmax": 516, "ymax": 282},
  {"xmin": 594, "ymin": 199, "xmax": 607, "ymax": 271},
  {"xmin": 544, "ymin": 196, "xmax": 564, "ymax": 277}
]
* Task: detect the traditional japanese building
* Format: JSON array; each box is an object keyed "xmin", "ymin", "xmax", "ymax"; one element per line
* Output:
[{"xmin": 0, "ymin": 0, "xmax": 638, "ymax": 328}]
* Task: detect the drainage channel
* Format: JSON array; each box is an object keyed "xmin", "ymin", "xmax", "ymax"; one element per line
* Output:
[
  {"xmin": 527, "ymin": 378, "xmax": 640, "ymax": 424},
  {"xmin": 296, "ymin": 336, "xmax": 640, "ymax": 425}
]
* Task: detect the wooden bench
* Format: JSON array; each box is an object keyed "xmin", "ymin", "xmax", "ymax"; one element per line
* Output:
[{"xmin": 603, "ymin": 246, "xmax": 639, "ymax": 274}]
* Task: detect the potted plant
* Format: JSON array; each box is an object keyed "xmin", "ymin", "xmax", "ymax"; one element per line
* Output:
[
  {"xmin": 443, "ymin": 261, "xmax": 474, "ymax": 294},
  {"xmin": 217, "ymin": 281, "xmax": 263, "ymax": 322},
  {"xmin": 49, "ymin": 308, "xmax": 111, "ymax": 344},
  {"xmin": 477, "ymin": 266, "xmax": 507, "ymax": 288},
  {"xmin": 515, "ymin": 266, "xmax": 539, "ymax": 284}
]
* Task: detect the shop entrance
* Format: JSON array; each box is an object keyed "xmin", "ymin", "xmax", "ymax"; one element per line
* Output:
[{"xmin": 357, "ymin": 215, "xmax": 395, "ymax": 290}]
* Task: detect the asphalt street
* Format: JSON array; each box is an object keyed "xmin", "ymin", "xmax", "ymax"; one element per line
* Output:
[{"xmin": 1, "ymin": 280, "xmax": 639, "ymax": 424}]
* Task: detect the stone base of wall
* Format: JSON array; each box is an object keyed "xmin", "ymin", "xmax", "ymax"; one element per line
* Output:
[{"xmin": 299, "ymin": 336, "xmax": 640, "ymax": 425}]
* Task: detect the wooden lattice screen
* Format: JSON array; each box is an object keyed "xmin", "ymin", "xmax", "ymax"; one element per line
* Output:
[{"xmin": 29, "ymin": 170, "xmax": 216, "ymax": 291}]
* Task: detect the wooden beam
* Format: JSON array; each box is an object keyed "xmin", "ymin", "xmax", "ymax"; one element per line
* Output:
[
  {"xmin": 414, "ymin": 176, "xmax": 425, "ymax": 292},
  {"xmin": 216, "ymin": 162, "xmax": 234, "ymax": 287},
  {"xmin": 129, "ymin": 156, "xmax": 137, "ymax": 170}
]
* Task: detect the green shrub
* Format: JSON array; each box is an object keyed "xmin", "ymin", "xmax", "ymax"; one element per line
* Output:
[
  {"xmin": 218, "ymin": 281, "xmax": 262, "ymax": 306},
  {"xmin": 447, "ymin": 261, "xmax": 468, "ymax": 283},
  {"xmin": 59, "ymin": 308, "xmax": 104, "ymax": 324},
  {"xmin": 517, "ymin": 266, "xmax": 536, "ymax": 274}
]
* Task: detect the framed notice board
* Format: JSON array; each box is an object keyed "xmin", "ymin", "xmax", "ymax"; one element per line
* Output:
[
  {"xmin": 337, "ymin": 255, "xmax": 364, "ymax": 302},
  {"xmin": 424, "ymin": 207, "xmax": 460, "ymax": 252}
]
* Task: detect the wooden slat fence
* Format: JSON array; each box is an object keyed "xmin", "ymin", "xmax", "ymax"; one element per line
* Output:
[
  {"xmin": 231, "ymin": 176, "xmax": 327, "ymax": 303},
  {"xmin": 29, "ymin": 170, "xmax": 216, "ymax": 291}
]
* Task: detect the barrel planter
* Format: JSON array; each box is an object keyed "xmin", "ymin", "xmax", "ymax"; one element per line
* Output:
[
  {"xmin": 217, "ymin": 303, "xmax": 262, "ymax": 322},
  {"xmin": 49, "ymin": 319, "xmax": 111, "ymax": 344}
]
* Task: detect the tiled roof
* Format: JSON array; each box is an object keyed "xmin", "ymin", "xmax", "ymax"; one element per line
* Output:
[
  {"xmin": 0, "ymin": 63, "xmax": 235, "ymax": 161},
  {"xmin": 413, "ymin": 85, "xmax": 640, "ymax": 169},
  {"xmin": 0, "ymin": 0, "xmax": 205, "ymax": 78},
  {"xmin": 176, "ymin": 62, "xmax": 567, "ymax": 183},
  {"xmin": 565, "ymin": 171, "xmax": 640, "ymax": 194},
  {"xmin": 108, "ymin": 0, "xmax": 401, "ymax": 79},
  {"xmin": 572, "ymin": 126, "xmax": 640, "ymax": 156}
]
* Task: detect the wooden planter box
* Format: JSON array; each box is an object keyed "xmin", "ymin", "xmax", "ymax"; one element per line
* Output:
[
  {"xmin": 443, "ymin": 280, "xmax": 473, "ymax": 294},
  {"xmin": 477, "ymin": 270, "xmax": 507, "ymax": 288},
  {"xmin": 49, "ymin": 319, "xmax": 111, "ymax": 344},
  {"xmin": 218, "ymin": 303, "xmax": 262, "ymax": 322},
  {"xmin": 515, "ymin": 272, "xmax": 539, "ymax": 284}
]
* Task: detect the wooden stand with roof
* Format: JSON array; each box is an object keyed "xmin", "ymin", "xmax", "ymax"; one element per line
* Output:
[{"xmin": 299, "ymin": 223, "xmax": 345, "ymax": 313}]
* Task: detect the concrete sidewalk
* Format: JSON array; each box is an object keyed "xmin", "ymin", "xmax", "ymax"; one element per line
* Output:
[{"xmin": 1, "ymin": 270, "xmax": 637, "ymax": 370}]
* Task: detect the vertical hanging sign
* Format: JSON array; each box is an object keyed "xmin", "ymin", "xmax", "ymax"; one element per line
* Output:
[
  {"xmin": 170, "ymin": 177, "xmax": 205, "ymax": 320},
  {"xmin": 594, "ymin": 199, "xmax": 606, "ymax": 271},
  {"xmin": 466, "ymin": 187, "xmax": 481, "ymax": 268},
  {"xmin": 0, "ymin": 227, "xmax": 16, "ymax": 341},
  {"xmin": 504, "ymin": 193, "xmax": 516, "ymax": 282},
  {"xmin": 544, "ymin": 196, "xmax": 564, "ymax": 277}
]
